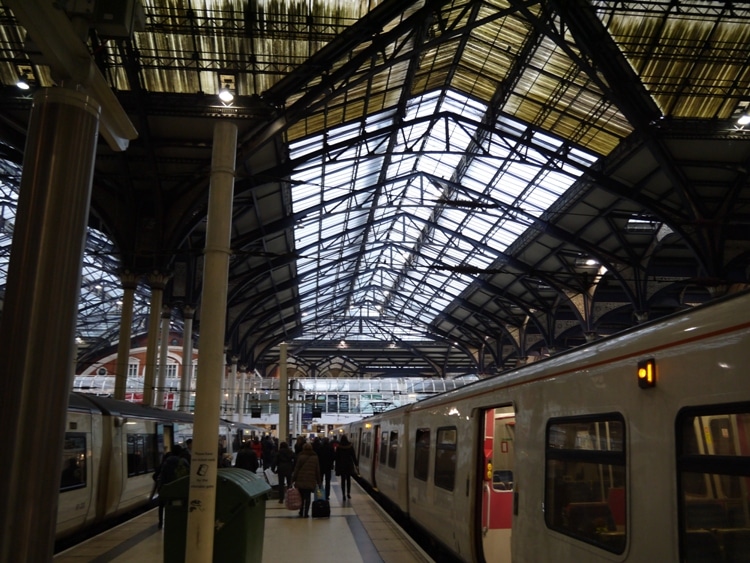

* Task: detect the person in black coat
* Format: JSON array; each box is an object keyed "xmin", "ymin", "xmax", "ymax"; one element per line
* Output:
[
  {"xmin": 272, "ymin": 441, "xmax": 295, "ymax": 503},
  {"xmin": 334, "ymin": 435, "xmax": 358, "ymax": 500},
  {"xmin": 234, "ymin": 441, "xmax": 259, "ymax": 473},
  {"xmin": 315, "ymin": 437, "xmax": 335, "ymax": 500}
]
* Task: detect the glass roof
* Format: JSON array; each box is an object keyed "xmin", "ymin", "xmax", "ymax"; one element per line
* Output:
[
  {"xmin": 290, "ymin": 89, "xmax": 598, "ymax": 342},
  {"xmin": 0, "ymin": 162, "xmax": 154, "ymax": 355}
]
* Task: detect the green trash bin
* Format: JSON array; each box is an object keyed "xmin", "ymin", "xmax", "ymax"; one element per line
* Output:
[{"xmin": 160, "ymin": 468, "xmax": 272, "ymax": 563}]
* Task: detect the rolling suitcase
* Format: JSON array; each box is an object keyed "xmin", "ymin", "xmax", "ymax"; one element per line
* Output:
[{"xmin": 311, "ymin": 498, "xmax": 330, "ymax": 518}]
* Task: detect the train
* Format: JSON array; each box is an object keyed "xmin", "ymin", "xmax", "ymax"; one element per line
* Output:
[
  {"xmin": 56, "ymin": 393, "xmax": 263, "ymax": 540},
  {"xmin": 343, "ymin": 289, "xmax": 750, "ymax": 562}
]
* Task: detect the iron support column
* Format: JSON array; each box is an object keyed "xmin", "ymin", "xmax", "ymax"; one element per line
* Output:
[
  {"xmin": 155, "ymin": 305, "xmax": 171, "ymax": 407},
  {"xmin": 185, "ymin": 121, "xmax": 237, "ymax": 562},
  {"xmin": 0, "ymin": 88, "xmax": 100, "ymax": 563},
  {"xmin": 114, "ymin": 272, "xmax": 138, "ymax": 400},
  {"xmin": 180, "ymin": 306, "xmax": 195, "ymax": 411},
  {"xmin": 279, "ymin": 342, "xmax": 289, "ymax": 445},
  {"xmin": 143, "ymin": 273, "xmax": 168, "ymax": 406}
]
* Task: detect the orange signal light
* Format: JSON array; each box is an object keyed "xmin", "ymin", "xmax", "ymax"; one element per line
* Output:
[{"xmin": 638, "ymin": 359, "xmax": 656, "ymax": 389}]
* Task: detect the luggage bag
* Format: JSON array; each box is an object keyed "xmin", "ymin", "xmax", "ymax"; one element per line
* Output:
[{"xmin": 311, "ymin": 498, "xmax": 330, "ymax": 518}]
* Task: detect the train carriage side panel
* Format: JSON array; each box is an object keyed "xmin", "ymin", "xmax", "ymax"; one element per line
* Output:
[
  {"xmin": 369, "ymin": 410, "xmax": 409, "ymax": 513},
  {"xmin": 82, "ymin": 395, "xmax": 194, "ymax": 519},
  {"xmin": 56, "ymin": 395, "xmax": 100, "ymax": 538},
  {"xmin": 405, "ymin": 401, "xmax": 478, "ymax": 560}
]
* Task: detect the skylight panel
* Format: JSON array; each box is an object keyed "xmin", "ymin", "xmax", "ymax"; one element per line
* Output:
[
  {"xmin": 405, "ymin": 91, "xmax": 440, "ymax": 119},
  {"xmin": 290, "ymin": 88, "xmax": 598, "ymax": 342},
  {"xmin": 463, "ymin": 216, "xmax": 495, "ymax": 241},
  {"xmin": 386, "ymin": 154, "xmax": 419, "ymax": 178},
  {"xmin": 465, "ymin": 251, "xmax": 495, "ymax": 269}
]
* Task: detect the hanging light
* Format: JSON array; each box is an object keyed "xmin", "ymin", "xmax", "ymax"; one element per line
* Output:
[
  {"xmin": 16, "ymin": 64, "xmax": 34, "ymax": 90},
  {"xmin": 218, "ymin": 87, "xmax": 234, "ymax": 103},
  {"xmin": 217, "ymin": 73, "xmax": 236, "ymax": 104}
]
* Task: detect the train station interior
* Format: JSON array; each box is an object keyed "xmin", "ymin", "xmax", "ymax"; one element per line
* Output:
[{"xmin": 1, "ymin": 1, "xmax": 750, "ymax": 561}]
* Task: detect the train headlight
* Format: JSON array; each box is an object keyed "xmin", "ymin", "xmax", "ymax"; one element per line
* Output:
[{"xmin": 637, "ymin": 358, "xmax": 656, "ymax": 389}]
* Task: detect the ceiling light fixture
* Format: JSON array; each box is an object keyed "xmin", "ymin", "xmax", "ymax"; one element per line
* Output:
[
  {"xmin": 16, "ymin": 64, "xmax": 34, "ymax": 90},
  {"xmin": 218, "ymin": 87, "xmax": 234, "ymax": 103},
  {"xmin": 218, "ymin": 73, "xmax": 236, "ymax": 105},
  {"xmin": 574, "ymin": 256, "xmax": 599, "ymax": 268},
  {"xmin": 738, "ymin": 113, "xmax": 750, "ymax": 126}
]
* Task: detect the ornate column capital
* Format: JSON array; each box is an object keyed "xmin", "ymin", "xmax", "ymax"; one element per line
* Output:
[
  {"xmin": 146, "ymin": 271, "xmax": 170, "ymax": 290},
  {"xmin": 119, "ymin": 270, "xmax": 140, "ymax": 289}
]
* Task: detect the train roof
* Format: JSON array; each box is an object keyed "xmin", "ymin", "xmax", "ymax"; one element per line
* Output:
[
  {"xmin": 68, "ymin": 392, "xmax": 102, "ymax": 414},
  {"xmin": 388, "ymin": 288, "xmax": 750, "ymax": 414},
  {"xmin": 73, "ymin": 392, "xmax": 195, "ymax": 423}
]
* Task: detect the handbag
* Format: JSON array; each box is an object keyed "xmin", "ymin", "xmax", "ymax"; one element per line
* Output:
[
  {"xmin": 264, "ymin": 467, "xmax": 279, "ymax": 487},
  {"xmin": 284, "ymin": 485, "xmax": 302, "ymax": 511}
]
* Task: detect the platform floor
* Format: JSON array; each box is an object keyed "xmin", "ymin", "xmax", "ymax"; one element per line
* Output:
[{"xmin": 54, "ymin": 480, "xmax": 434, "ymax": 563}]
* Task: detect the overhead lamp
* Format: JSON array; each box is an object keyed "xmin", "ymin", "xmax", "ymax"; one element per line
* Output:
[
  {"xmin": 625, "ymin": 216, "xmax": 660, "ymax": 233},
  {"xmin": 217, "ymin": 73, "xmax": 236, "ymax": 104},
  {"xmin": 739, "ymin": 113, "xmax": 750, "ymax": 126},
  {"xmin": 218, "ymin": 87, "xmax": 234, "ymax": 103},
  {"xmin": 16, "ymin": 64, "xmax": 34, "ymax": 90},
  {"xmin": 574, "ymin": 256, "xmax": 599, "ymax": 268}
]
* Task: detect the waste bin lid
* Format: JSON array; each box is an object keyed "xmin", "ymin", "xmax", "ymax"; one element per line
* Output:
[
  {"xmin": 216, "ymin": 468, "xmax": 272, "ymax": 499},
  {"xmin": 159, "ymin": 474, "xmax": 190, "ymax": 499},
  {"xmin": 159, "ymin": 467, "xmax": 271, "ymax": 500}
]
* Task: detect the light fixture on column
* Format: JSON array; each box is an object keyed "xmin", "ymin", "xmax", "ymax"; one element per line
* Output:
[
  {"xmin": 218, "ymin": 73, "xmax": 236, "ymax": 104},
  {"xmin": 16, "ymin": 64, "xmax": 34, "ymax": 90}
]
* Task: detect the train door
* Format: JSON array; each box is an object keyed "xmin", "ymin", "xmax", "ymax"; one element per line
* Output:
[
  {"xmin": 479, "ymin": 406, "xmax": 515, "ymax": 562},
  {"xmin": 371, "ymin": 424, "xmax": 380, "ymax": 490}
]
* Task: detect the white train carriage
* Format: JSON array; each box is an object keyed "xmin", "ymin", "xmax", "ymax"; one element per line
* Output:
[
  {"xmin": 56, "ymin": 393, "xmax": 101, "ymax": 538},
  {"xmin": 350, "ymin": 409, "xmax": 410, "ymax": 514},
  {"xmin": 345, "ymin": 289, "xmax": 750, "ymax": 562},
  {"xmin": 56, "ymin": 393, "xmax": 271, "ymax": 541},
  {"xmin": 57, "ymin": 394, "xmax": 194, "ymax": 539}
]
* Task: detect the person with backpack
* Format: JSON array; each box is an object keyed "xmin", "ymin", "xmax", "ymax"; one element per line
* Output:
[{"xmin": 153, "ymin": 444, "xmax": 190, "ymax": 529}]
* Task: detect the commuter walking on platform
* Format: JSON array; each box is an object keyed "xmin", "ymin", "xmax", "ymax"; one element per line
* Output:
[
  {"xmin": 273, "ymin": 441, "xmax": 295, "ymax": 504},
  {"xmin": 262, "ymin": 435, "xmax": 275, "ymax": 470},
  {"xmin": 153, "ymin": 445, "xmax": 189, "ymax": 529},
  {"xmin": 316, "ymin": 437, "xmax": 335, "ymax": 500},
  {"xmin": 294, "ymin": 435, "xmax": 306, "ymax": 455},
  {"xmin": 251, "ymin": 437, "xmax": 263, "ymax": 468},
  {"xmin": 335, "ymin": 435, "xmax": 358, "ymax": 500},
  {"xmin": 292, "ymin": 442, "xmax": 321, "ymax": 518},
  {"xmin": 234, "ymin": 441, "xmax": 259, "ymax": 473}
]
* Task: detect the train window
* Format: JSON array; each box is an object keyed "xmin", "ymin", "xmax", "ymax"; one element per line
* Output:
[
  {"xmin": 414, "ymin": 428, "xmax": 431, "ymax": 481},
  {"xmin": 60, "ymin": 432, "xmax": 87, "ymax": 492},
  {"xmin": 545, "ymin": 414, "xmax": 626, "ymax": 554},
  {"xmin": 435, "ymin": 427, "xmax": 457, "ymax": 491},
  {"xmin": 380, "ymin": 432, "xmax": 388, "ymax": 465},
  {"xmin": 676, "ymin": 404, "xmax": 750, "ymax": 563},
  {"xmin": 388, "ymin": 431, "xmax": 398, "ymax": 468},
  {"xmin": 362, "ymin": 431, "xmax": 372, "ymax": 459},
  {"xmin": 127, "ymin": 433, "xmax": 159, "ymax": 477}
]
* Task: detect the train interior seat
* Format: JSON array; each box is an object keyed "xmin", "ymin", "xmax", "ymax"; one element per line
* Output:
[
  {"xmin": 714, "ymin": 528, "xmax": 750, "ymax": 563},
  {"xmin": 564, "ymin": 502, "xmax": 616, "ymax": 539},
  {"xmin": 492, "ymin": 470, "xmax": 513, "ymax": 490},
  {"xmin": 684, "ymin": 530, "xmax": 723, "ymax": 563},
  {"xmin": 685, "ymin": 500, "xmax": 729, "ymax": 529},
  {"xmin": 606, "ymin": 487, "xmax": 626, "ymax": 528}
]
